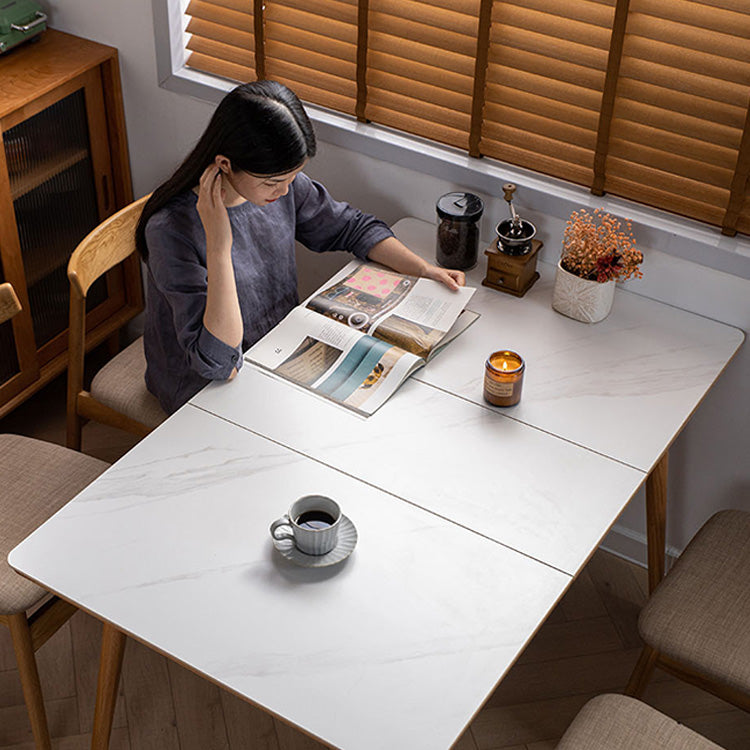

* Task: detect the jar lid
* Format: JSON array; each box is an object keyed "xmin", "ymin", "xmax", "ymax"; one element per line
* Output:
[{"xmin": 436, "ymin": 192, "xmax": 484, "ymax": 221}]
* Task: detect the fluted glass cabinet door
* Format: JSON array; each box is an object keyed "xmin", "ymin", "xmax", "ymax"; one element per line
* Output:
[{"xmin": 5, "ymin": 88, "xmax": 110, "ymax": 359}]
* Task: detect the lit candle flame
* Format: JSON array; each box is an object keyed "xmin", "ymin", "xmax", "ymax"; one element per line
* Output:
[{"xmin": 501, "ymin": 361, "xmax": 509, "ymax": 371}]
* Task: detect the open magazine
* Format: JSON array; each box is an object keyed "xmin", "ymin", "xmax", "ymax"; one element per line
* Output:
[{"xmin": 245, "ymin": 261, "xmax": 479, "ymax": 415}]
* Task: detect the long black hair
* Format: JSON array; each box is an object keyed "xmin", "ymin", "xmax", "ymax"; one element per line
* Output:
[{"xmin": 135, "ymin": 80, "xmax": 317, "ymax": 260}]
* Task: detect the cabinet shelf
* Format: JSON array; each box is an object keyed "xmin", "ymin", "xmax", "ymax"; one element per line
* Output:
[{"xmin": 10, "ymin": 147, "xmax": 89, "ymax": 201}]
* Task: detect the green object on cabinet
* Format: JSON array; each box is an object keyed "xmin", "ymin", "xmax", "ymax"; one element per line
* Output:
[{"xmin": 0, "ymin": 0, "xmax": 47, "ymax": 55}]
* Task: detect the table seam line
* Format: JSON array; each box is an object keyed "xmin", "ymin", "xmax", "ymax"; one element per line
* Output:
[
  {"xmin": 410, "ymin": 377, "xmax": 648, "ymax": 475},
  {"xmin": 188, "ymin": 403, "xmax": 573, "ymax": 579}
]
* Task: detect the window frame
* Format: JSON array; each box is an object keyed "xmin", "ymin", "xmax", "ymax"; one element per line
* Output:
[{"xmin": 153, "ymin": 0, "xmax": 750, "ymax": 280}]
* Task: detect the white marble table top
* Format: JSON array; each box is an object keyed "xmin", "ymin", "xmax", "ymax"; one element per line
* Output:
[
  {"xmin": 192, "ymin": 367, "xmax": 644, "ymax": 577},
  {"xmin": 393, "ymin": 218, "xmax": 745, "ymax": 473},
  {"xmin": 9, "ymin": 218, "xmax": 743, "ymax": 750},
  {"xmin": 9, "ymin": 407, "xmax": 568, "ymax": 750}
]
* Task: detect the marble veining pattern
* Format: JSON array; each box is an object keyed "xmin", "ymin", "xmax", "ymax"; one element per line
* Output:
[
  {"xmin": 395, "ymin": 218, "xmax": 744, "ymax": 472},
  {"xmin": 192, "ymin": 368, "xmax": 645, "ymax": 576},
  {"xmin": 10, "ymin": 408, "xmax": 569, "ymax": 750}
]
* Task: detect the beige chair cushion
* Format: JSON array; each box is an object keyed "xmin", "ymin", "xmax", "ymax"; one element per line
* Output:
[
  {"xmin": 90, "ymin": 336, "xmax": 167, "ymax": 429},
  {"xmin": 639, "ymin": 509, "xmax": 750, "ymax": 694},
  {"xmin": 556, "ymin": 694, "xmax": 723, "ymax": 749},
  {"xmin": 0, "ymin": 434, "xmax": 108, "ymax": 614}
]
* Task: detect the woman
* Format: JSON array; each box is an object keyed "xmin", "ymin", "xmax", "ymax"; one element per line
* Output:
[{"xmin": 135, "ymin": 80, "xmax": 464, "ymax": 414}]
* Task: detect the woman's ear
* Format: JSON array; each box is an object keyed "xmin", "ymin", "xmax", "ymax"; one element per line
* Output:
[{"xmin": 214, "ymin": 154, "xmax": 231, "ymax": 174}]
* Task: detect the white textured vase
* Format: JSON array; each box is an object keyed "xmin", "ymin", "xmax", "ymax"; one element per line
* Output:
[{"xmin": 551, "ymin": 261, "xmax": 615, "ymax": 323}]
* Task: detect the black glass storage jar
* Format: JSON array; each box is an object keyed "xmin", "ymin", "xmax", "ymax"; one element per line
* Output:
[{"xmin": 436, "ymin": 192, "xmax": 484, "ymax": 270}]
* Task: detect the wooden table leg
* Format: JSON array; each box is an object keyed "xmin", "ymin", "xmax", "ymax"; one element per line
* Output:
[
  {"xmin": 646, "ymin": 451, "xmax": 669, "ymax": 594},
  {"xmin": 91, "ymin": 622, "xmax": 126, "ymax": 750}
]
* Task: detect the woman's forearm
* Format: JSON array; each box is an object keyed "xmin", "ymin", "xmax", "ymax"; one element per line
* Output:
[
  {"xmin": 366, "ymin": 236, "xmax": 430, "ymax": 277},
  {"xmin": 203, "ymin": 243, "xmax": 243, "ymax": 349},
  {"xmin": 367, "ymin": 236, "xmax": 465, "ymax": 290}
]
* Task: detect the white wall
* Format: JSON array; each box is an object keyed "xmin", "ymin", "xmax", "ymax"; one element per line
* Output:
[{"xmin": 45, "ymin": 0, "xmax": 750, "ymax": 563}]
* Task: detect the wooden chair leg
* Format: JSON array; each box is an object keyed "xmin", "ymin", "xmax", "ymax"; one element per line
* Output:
[
  {"xmin": 7, "ymin": 612, "xmax": 52, "ymax": 750},
  {"xmin": 91, "ymin": 622, "xmax": 127, "ymax": 750},
  {"xmin": 66, "ymin": 403, "xmax": 83, "ymax": 451},
  {"xmin": 646, "ymin": 452, "xmax": 669, "ymax": 594},
  {"xmin": 625, "ymin": 644, "xmax": 659, "ymax": 698}
]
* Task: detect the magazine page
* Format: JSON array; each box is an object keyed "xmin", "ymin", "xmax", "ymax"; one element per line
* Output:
[
  {"xmin": 245, "ymin": 307, "xmax": 423, "ymax": 415},
  {"xmin": 305, "ymin": 262, "xmax": 476, "ymax": 358}
]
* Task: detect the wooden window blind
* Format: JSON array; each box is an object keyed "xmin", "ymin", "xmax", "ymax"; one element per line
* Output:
[
  {"xmin": 265, "ymin": 0, "xmax": 359, "ymax": 116},
  {"xmin": 185, "ymin": 0, "xmax": 255, "ymax": 82},
  {"xmin": 183, "ymin": 0, "xmax": 750, "ymax": 238},
  {"xmin": 602, "ymin": 0, "xmax": 750, "ymax": 234},
  {"xmin": 364, "ymin": 0, "xmax": 481, "ymax": 151},
  {"xmin": 481, "ymin": 0, "xmax": 616, "ymax": 186}
]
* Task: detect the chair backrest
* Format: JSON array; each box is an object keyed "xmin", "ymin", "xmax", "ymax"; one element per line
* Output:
[
  {"xmin": 67, "ymin": 194, "xmax": 150, "ymax": 298},
  {"xmin": 0, "ymin": 283, "xmax": 21, "ymax": 325}
]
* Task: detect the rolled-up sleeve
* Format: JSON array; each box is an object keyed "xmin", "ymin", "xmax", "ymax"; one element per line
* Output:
[
  {"xmin": 293, "ymin": 174, "xmax": 393, "ymax": 259},
  {"xmin": 145, "ymin": 225, "xmax": 242, "ymax": 380}
]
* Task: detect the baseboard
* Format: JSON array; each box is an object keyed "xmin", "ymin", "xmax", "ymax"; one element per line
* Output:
[{"xmin": 600, "ymin": 524, "xmax": 681, "ymax": 571}]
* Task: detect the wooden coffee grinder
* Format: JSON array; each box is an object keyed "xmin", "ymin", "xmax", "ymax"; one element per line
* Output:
[{"xmin": 482, "ymin": 183, "xmax": 542, "ymax": 297}]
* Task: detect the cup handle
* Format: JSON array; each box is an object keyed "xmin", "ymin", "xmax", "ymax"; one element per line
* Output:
[{"xmin": 270, "ymin": 516, "xmax": 294, "ymax": 543}]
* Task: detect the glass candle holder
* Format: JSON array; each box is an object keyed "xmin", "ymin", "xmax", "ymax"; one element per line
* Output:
[{"xmin": 484, "ymin": 351, "xmax": 525, "ymax": 407}]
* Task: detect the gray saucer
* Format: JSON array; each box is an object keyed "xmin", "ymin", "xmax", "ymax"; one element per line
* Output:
[{"xmin": 272, "ymin": 515, "xmax": 357, "ymax": 568}]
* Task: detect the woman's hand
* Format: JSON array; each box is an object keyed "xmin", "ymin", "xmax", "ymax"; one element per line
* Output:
[
  {"xmin": 196, "ymin": 164, "xmax": 232, "ymax": 254},
  {"xmin": 420, "ymin": 263, "xmax": 465, "ymax": 291}
]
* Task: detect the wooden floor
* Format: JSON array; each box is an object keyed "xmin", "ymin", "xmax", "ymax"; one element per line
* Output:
[{"xmin": 2, "ymin": 373, "xmax": 749, "ymax": 749}]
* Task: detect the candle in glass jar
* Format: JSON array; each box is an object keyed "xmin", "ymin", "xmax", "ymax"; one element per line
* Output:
[{"xmin": 484, "ymin": 351, "xmax": 525, "ymax": 407}]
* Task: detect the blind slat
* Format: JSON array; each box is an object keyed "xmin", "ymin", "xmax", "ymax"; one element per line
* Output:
[
  {"xmin": 484, "ymin": 87, "xmax": 600, "ymax": 130},
  {"xmin": 635, "ymin": 0, "xmax": 750, "ymax": 37},
  {"xmin": 266, "ymin": 40, "xmax": 355, "ymax": 80},
  {"xmin": 369, "ymin": 51, "xmax": 472, "ymax": 93},
  {"xmin": 487, "ymin": 50, "xmax": 605, "ymax": 90},
  {"xmin": 367, "ymin": 106, "xmax": 469, "ymax": 150},
  {"xmin": 607, "ymin": 139, "xmax": 734, "ymax": 188},
  {"xmin": 266, "ymin": 6, "xmax": 356, "ymax": 42},
  {"xmin": 186, "ymin": 0, "xmax": 252, "ymax": 30},
  {"xmin": 482, "ymin": 138, "xmax": 594, "ymax": 185},
  {"xmin": 187, "ymin": 18, "xmax": 253, "ymax": 50},
  {"xmin": 605, "ymin": 158, "xmax": 729, "ymax": 208},
  {"xmin": 605, "ymin": 175, "xmax": 727, "ymax": 223},
  {"xmin": 612, "ymin": 99, "xmax": 741, "ymax": 150},
  {"xmin": 486, "ymin": 72, "xmax": 603, "ymax": 111},
  {"xmin": 617, "ymin": 78, "xmax": 746, "ymax": 128},
  {"xmin": 627, "ymin": 14, "xmax": 750, "ymax": 61},
  {"xmin": 369, "ymin": 16, "xmax": 477, "ymax": 56},
  {"xmin": 370, "ymin": 32, "xmax": 475, "ymax": 77},
  {"xmin": 187, "ymin": 36, "xmax": 254, "ymax": 68},
  {"xmin": 491, "ymin": 26, "xmax": 610, "ymax": 71},
  {"xmin": 376, "ymin": 0, "xmax": 481, "ymax": 35},
  {"xmin": 502, "ymin": 0, "xmax": 615, "ymax": 27},
  {"xmin": 368, "ymin": 69, "xmax": 472, "ymax": 113},
  {"xmin": 186, "ymin": 52, "xmax": 253, "ymax": 82},
  {"xmin": 482, "ymin": 123, "xmax": 595, "ymax": 168},
  {"xmin": 623, "ymin": 36, "xmax": 750, "ymax": 85}
]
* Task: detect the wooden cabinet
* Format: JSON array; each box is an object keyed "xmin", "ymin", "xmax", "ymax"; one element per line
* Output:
[{"xmin": 0, "ymin": 29, "xmax": 142, "ymax": 418}]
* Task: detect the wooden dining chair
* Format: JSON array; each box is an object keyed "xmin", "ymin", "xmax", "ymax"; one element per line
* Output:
[
  {"xmin": 0, "ymin": 282, "xmax": 110, "ymax": 749},
  {"xmin": 67, "ymin": 194, "xmax": 166, "ymax": 450},
  {"xmin": 557, "ymin": 693, "xmax": 723, "ymax": 748},
  {"xmin": 625, "ymin": 509, "xmax": 750, "ymax": 712}
]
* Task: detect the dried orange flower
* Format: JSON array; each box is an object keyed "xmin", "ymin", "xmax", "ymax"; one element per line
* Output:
[{"xmin": 561, "ymin": 208, "xmax": 643, "ymax": 283}]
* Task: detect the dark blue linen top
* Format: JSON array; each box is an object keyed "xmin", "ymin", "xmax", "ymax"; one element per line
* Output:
[{"xmin": 143, "ymin": 172, "xmax": 393, "ymax": 413}]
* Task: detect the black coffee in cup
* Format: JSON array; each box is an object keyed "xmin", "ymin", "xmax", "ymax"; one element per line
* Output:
[
  {"xmin": 271, "ymin": 495, "xmax": 342, "ymax": 555},
  {"xmin": 296, "ymin": 510, "xmax": 336, "ymax": 530}
]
